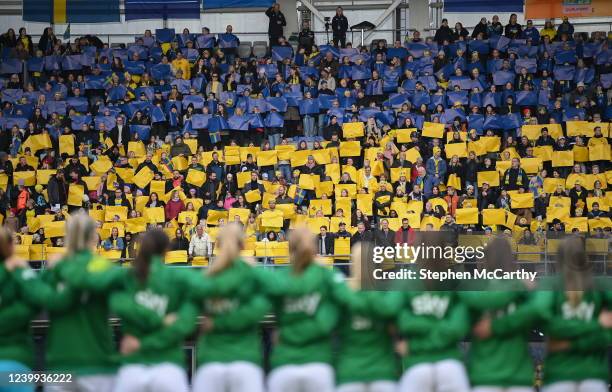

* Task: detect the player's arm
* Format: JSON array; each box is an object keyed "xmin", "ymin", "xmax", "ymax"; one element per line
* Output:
[
  {"xmin": 138, "ymin": 300, "xmax": 199, "ymax": 351},
  {"xmin": 13, "ymin": 268, "xmax": 75, "ymax": 311},
  {"xmin": 280, "ymin": 300, "xmax": 339, "ymax": 345},
  {"xmin": 110, "ymin": 290, "xmax": 165, "ymax": 331},
  {"xmin": 491, "ymin": 290, "xmax": 554, "ymax": 337}
]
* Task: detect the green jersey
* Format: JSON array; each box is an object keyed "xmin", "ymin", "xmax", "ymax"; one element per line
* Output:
[
  {"xmin": 188, "ymin": 259, "xmax": 269, "ymax": 366},
  {"xmin": 540, "ymin": 277, "xmax": 610, "ymax": 384},
  {"xmin": 335, "ymin": 290, "xmax": 400, "ymax": 385},
  {"xmin": 460, "ymin": 280, "xmax": 551, "ymax": 387},
  {"xmin": 14, "ymin": 251, "xmax": 124, "ymax": 375},
  {"xmin": 397, "ymin": 289, "xmax": 469, "ymax": 369},
  {"xmin": 110, "ymin": 259, "xmax": 198, "ymax": 366},
  {"xmin": 265, "ymin": 263, "xmax": 340, "ymax": 368},
  {"xmin": 0, "ymin": 265, "xmax": 37, "ymax": 367}
]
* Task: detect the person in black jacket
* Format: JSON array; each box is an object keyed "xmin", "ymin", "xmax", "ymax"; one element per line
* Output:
[
  {"xmin": 471, "ymin": 17, "xmax": 489, "ymax": 39},
  {"xmin": 170, "ymin": 228, "xmax": 189, "ymax": 251},
  {"xmin": 504, "ymin": 14, "xmax": 523, "ymax": 39},
  {"xmin": 110, "ymin": 116, "xmax": 130, "ymax": 148},
  {"xmin": 265, "ymin": 3, "xmax": 286, "ymax": 49},
  {"xmin": 317, "ymin": 226, "xmax": 335, "ymax": 255},
  {"xmin": 331, "ymin": 6, "xmax": 349, "ymax": 48},
  {"xmin": 298, "ymin": 21, "xmax": 315, "ymax": 54},
  {"xmin": 434, "ymin": 19, "xmax": 453, "ymax": 44}
]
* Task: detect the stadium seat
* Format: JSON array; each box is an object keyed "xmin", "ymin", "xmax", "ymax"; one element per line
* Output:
[
  {"xmin": 252, "ymin": 41, "xmax": 268, "ymax": 58},
  {"xmin": 238, "ymin": 42, "xmax": 252, "ymax": 58}
]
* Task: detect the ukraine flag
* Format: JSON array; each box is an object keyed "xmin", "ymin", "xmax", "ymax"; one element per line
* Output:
[{"xmin": 23, "ymin": 0, "xmax": 120, "ymax": 23}]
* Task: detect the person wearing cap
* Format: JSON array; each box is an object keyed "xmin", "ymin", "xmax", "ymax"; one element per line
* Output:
[{"xmin": 522, "ymin": 19, "xmax": 540, "ymax": 43}]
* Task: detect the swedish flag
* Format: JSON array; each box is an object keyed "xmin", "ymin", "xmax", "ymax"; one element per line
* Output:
[{"xmin": 23, "ymin": 0, "xmax": 120, "ymax": 23}]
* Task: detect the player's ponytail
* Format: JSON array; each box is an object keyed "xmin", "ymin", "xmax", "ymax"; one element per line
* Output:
[
  {"xmin": 558, "ymin": 236, "xmax": 591, "ymax": 307},
  {"xmin": 208, "ymin": 223, "xmax": 244, "ymax": 276},
  {"xmin": 65, "ymin": 211, "xmax": 97, "ymax": 256},
  {"xmin": 0, "ymin": 227, "xmax": 14, "ymax": 262},
  {"xmin": 289, "ymin": 227, "xmax": 316, "ymax": 274},
  {"xmin": 134, "ymin": 229, "xmax": 169, "ymax": 284}
]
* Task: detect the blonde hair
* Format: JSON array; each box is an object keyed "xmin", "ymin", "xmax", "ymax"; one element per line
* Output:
[
  {"xmin": 0, "ymin": 227, "xmax": 14, "ymax": 261},
  {"xmin": 65, "ymin": 212, "xmax": 97, "ymax": 256},
  {"xmin": 288, "ymin": 227, "xmax": 316, "ymax": 274},
  {"xmin": 208, "ymin": 223, "xmax": 244, "ymax": 276},
  {"xmin": 558, "ymin": 236, "xmax": 591, "ymax": 307},
  {"xmin": 348, "ymin": 244, "xmax": 362, "ymax": 290}
]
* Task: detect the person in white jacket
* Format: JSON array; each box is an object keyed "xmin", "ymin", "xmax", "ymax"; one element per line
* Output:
[{"xmin": 189, "ymin": 225, "xmax": 212, "ymax": 258}]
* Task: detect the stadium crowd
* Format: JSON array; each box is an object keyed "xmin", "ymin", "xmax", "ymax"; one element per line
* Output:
[{"xmin": 0, "ymin": 13, "xmax": 610, "ymax": 261}]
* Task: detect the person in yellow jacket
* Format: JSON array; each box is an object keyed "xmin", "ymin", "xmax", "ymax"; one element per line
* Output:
[
  {"xmin": 540, "ymin": 20, "xmax": 557, "ymax": 41},
  {"xmin": 172, "ymin": 52, "xmax": 191, "ymax": 80}
]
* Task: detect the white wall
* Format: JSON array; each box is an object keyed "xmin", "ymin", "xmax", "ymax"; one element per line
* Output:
[
  {"xmin": 440, "ymin": 12, "xmax": 611, "ymax": 37},
  {"xmin": 311, "ymin": 8, "xmax": 396, "ymax": 46},
  {"xmin": 0, "ymin": 11, "xmax": 276, "ymax": 45}
]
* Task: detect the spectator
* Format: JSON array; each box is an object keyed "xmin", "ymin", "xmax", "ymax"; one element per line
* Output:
[
  {"xmin": 556, "ymin": 16, "xmax": 574, "ymax": 40},
  {"xmin": 103, "ymin": 227, "xmax": 125, "ymax": 251},
  {"xmin": 265, "ymin": 3, "xmax": 286, "ymax": 48},
  {"xmin": 189, "ymin": 225, "xmax": 212, "ymax": 258},
  {"xmin": 332, "ymin": 7, "xmax": 349, "ymax": 48},
  {"xmin": 504, "ymin": 13, "xmax": 522, "ymax": 39},
  {"xmin": 434, "ymin": 19, "xmax": 453, "ymax": 44}
]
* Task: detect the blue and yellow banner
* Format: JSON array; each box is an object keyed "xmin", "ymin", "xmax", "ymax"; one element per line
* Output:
[{"xmin": 23, "ymin": 0, "xmax": 120, "ymax": 23}]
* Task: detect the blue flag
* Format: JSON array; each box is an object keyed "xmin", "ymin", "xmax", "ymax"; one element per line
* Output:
[
  {"xmin": 218, "ymin": 34, "xmax": 239, "ymax": 48},
  {"xmin": 0, "ymin": 59, "xmax": 23, "ymax": 74},
  {"xmin": 196, "ymin": 34, "xmax": 216, "ymax": 49},
  {"xmin": 515, "ymin": 91, "xmax": 537, "ymax": 106},
  {"xmin": 272, "ymin": 46, "xmax": 294, "ymax": 62}
]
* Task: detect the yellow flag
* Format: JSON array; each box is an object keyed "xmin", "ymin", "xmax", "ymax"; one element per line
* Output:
[
  {"xmin": 566, "ymin": 121, "xmax": 590, "ymax": 137},
  {"xmin": 207, "ymin": 210, "xmax": 228, "ymax": 226},
  {"xmin": 127, "ymin": 141, "xmax": 146, "ymax": 157},
  {"xmin": 22, "ymin": 134, "xmax": 52, "ymax": 153},
  {"xmin": 589, "ymin": 144, "xmax": 610, "ymax": 162},
  {"xmin": 510, "ymin": 192, "xmax": 534, "ymax": 209},
  {"xmin": 257, "ymin": 150, "xmax": 278, "ymax": 167},
  {"xmin": 143, "ymin": 207, "xmax": 165, "ymax": 223},
  {"xmin": 477, "ymin": 171, "xmax": 500, "ymax": 187},
  {"xmin": 405, "ymin": 147, "xmax": 421, "ymax": 163},
  {"xmin": 104, "ymin": 206, "xmax": 128, "ymax": 222},
  {"xmin": 115, "ymin": 168, "xmax": 134, "ymax": 184},
  {"xmin": 573, "ymin": 146, "xmax": 589, "ymax": 162},
  {"xmin": 298, "ymin": 174, "xmax": 316, "ymax": 190},
  {"xmin": 325, "ymin": 164, "xmax": 340, "ymax": 184},
  {"xmin": 335, "ymin": 184, "xmax": 357, "ymax": 199},
  {"xmin": 13, "ymin": 171, "xmax": 36, "ymax": 186},
  {"xmin": 339, "ymin": 141, "xmax": 361, "ymax": 157},
  {"xmin": 543, "ymin": 178, "xmax": 565, "ymax": 193},
  {"xmin": 59, "ymin": 135, "xmax": 75, "ymax": 156},
  {"xmin": 422, "ymin": 122, "xmax": 445, "ymax": 138},
  {"xmin": 445, "ymin": 143, "xmax": 468, "ymax": 158},
  {"xmin": 447, "ymin": 173, "xmax": 462, "ymax": 190},
  {"xmin": 276, "ymin": 145, "xmax": 296, "ymax": 161},
  {"xmin": 309, "ymin": 199, "xmax": 333, "ymax": 216},
  {"xmin": 455, "ymin": 208, "xmax": 479, "ymax": 224},
  {"xmin": 520, "ymin": 157, "xmax": 542, "ymax": 174},
  {"xmin": 342, "ymin": 122, "xmax": 365, "ymax": 138},
  {"xmin": 565, "ymin": 217, "xmax": 588, "ymax": 232},
  {"xmin": 171, "ymin": 156, "xmax": 188, "ymax": 171},
  {"xmin": 133, "ymin": 167, "xmax": 155, "ymax": 189},
  {"xmin": 315, "ymin": 181, "xmax": 334, "ymax": 198},
  {"xmin": 228, "ymin": 208, "xmax": 251, "ymax": 224},
  {"xmin": 533, "ymin": 146, "xmax": 553, "ymax": 161},
  {"xmin": 390, "ymin": 168, "xmax": 410, "ymax": 183},
  {"xmin": 125, "ymin": 217, "xmax": 147, "ymax": 233},
  {"xmin": 552, "ymin": 151, "xmax": 574, "ymax": 167},
  {"xmin": 482, "ymin": 209, "xmax": 506, "ymax": 226},
  {"xmin": 245, "ymin": 189, "xmax": 262, "ymax": 203},
  {"xmin": 150, "ymin": 180, "xmax": 166, "ymax": 195},
  {"xmin": 311, "ymin": 149, "xmax": 331, "ymax": 165},
  {"xmin": 290, "ymin": 150, "xmax": 310, "ymax": 167},
  {"xmin": 236, "ymin": 171, "xmax": 251, "ymax": 188},
  {"xmin": 165, "ymin": 250, "xmax": 188, "ymax": 264},
  {"xmin": 356, "ymin": 193, "xmax": 373, "ymax": 216},
  {"xmin": 90, "ymin": 157, "xmax": 113, "ymax": 175},
  {"xmin": 185, "ymin": 169, "xmax": 206, "ymax": 187},
  {"xmin": 36, "ymin": 169, "xmax": 56, "ymax": 185},
  {"xmin": 67, "ymin": 185, "xmax": 84, "ymax": 206},
  {"xmin": 396, "ymin": 128, "xmax": 417, "ymax": 143},
  {"xmin": 480, "ymin": 136, "xmax": 501, "ymax": 152}
]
